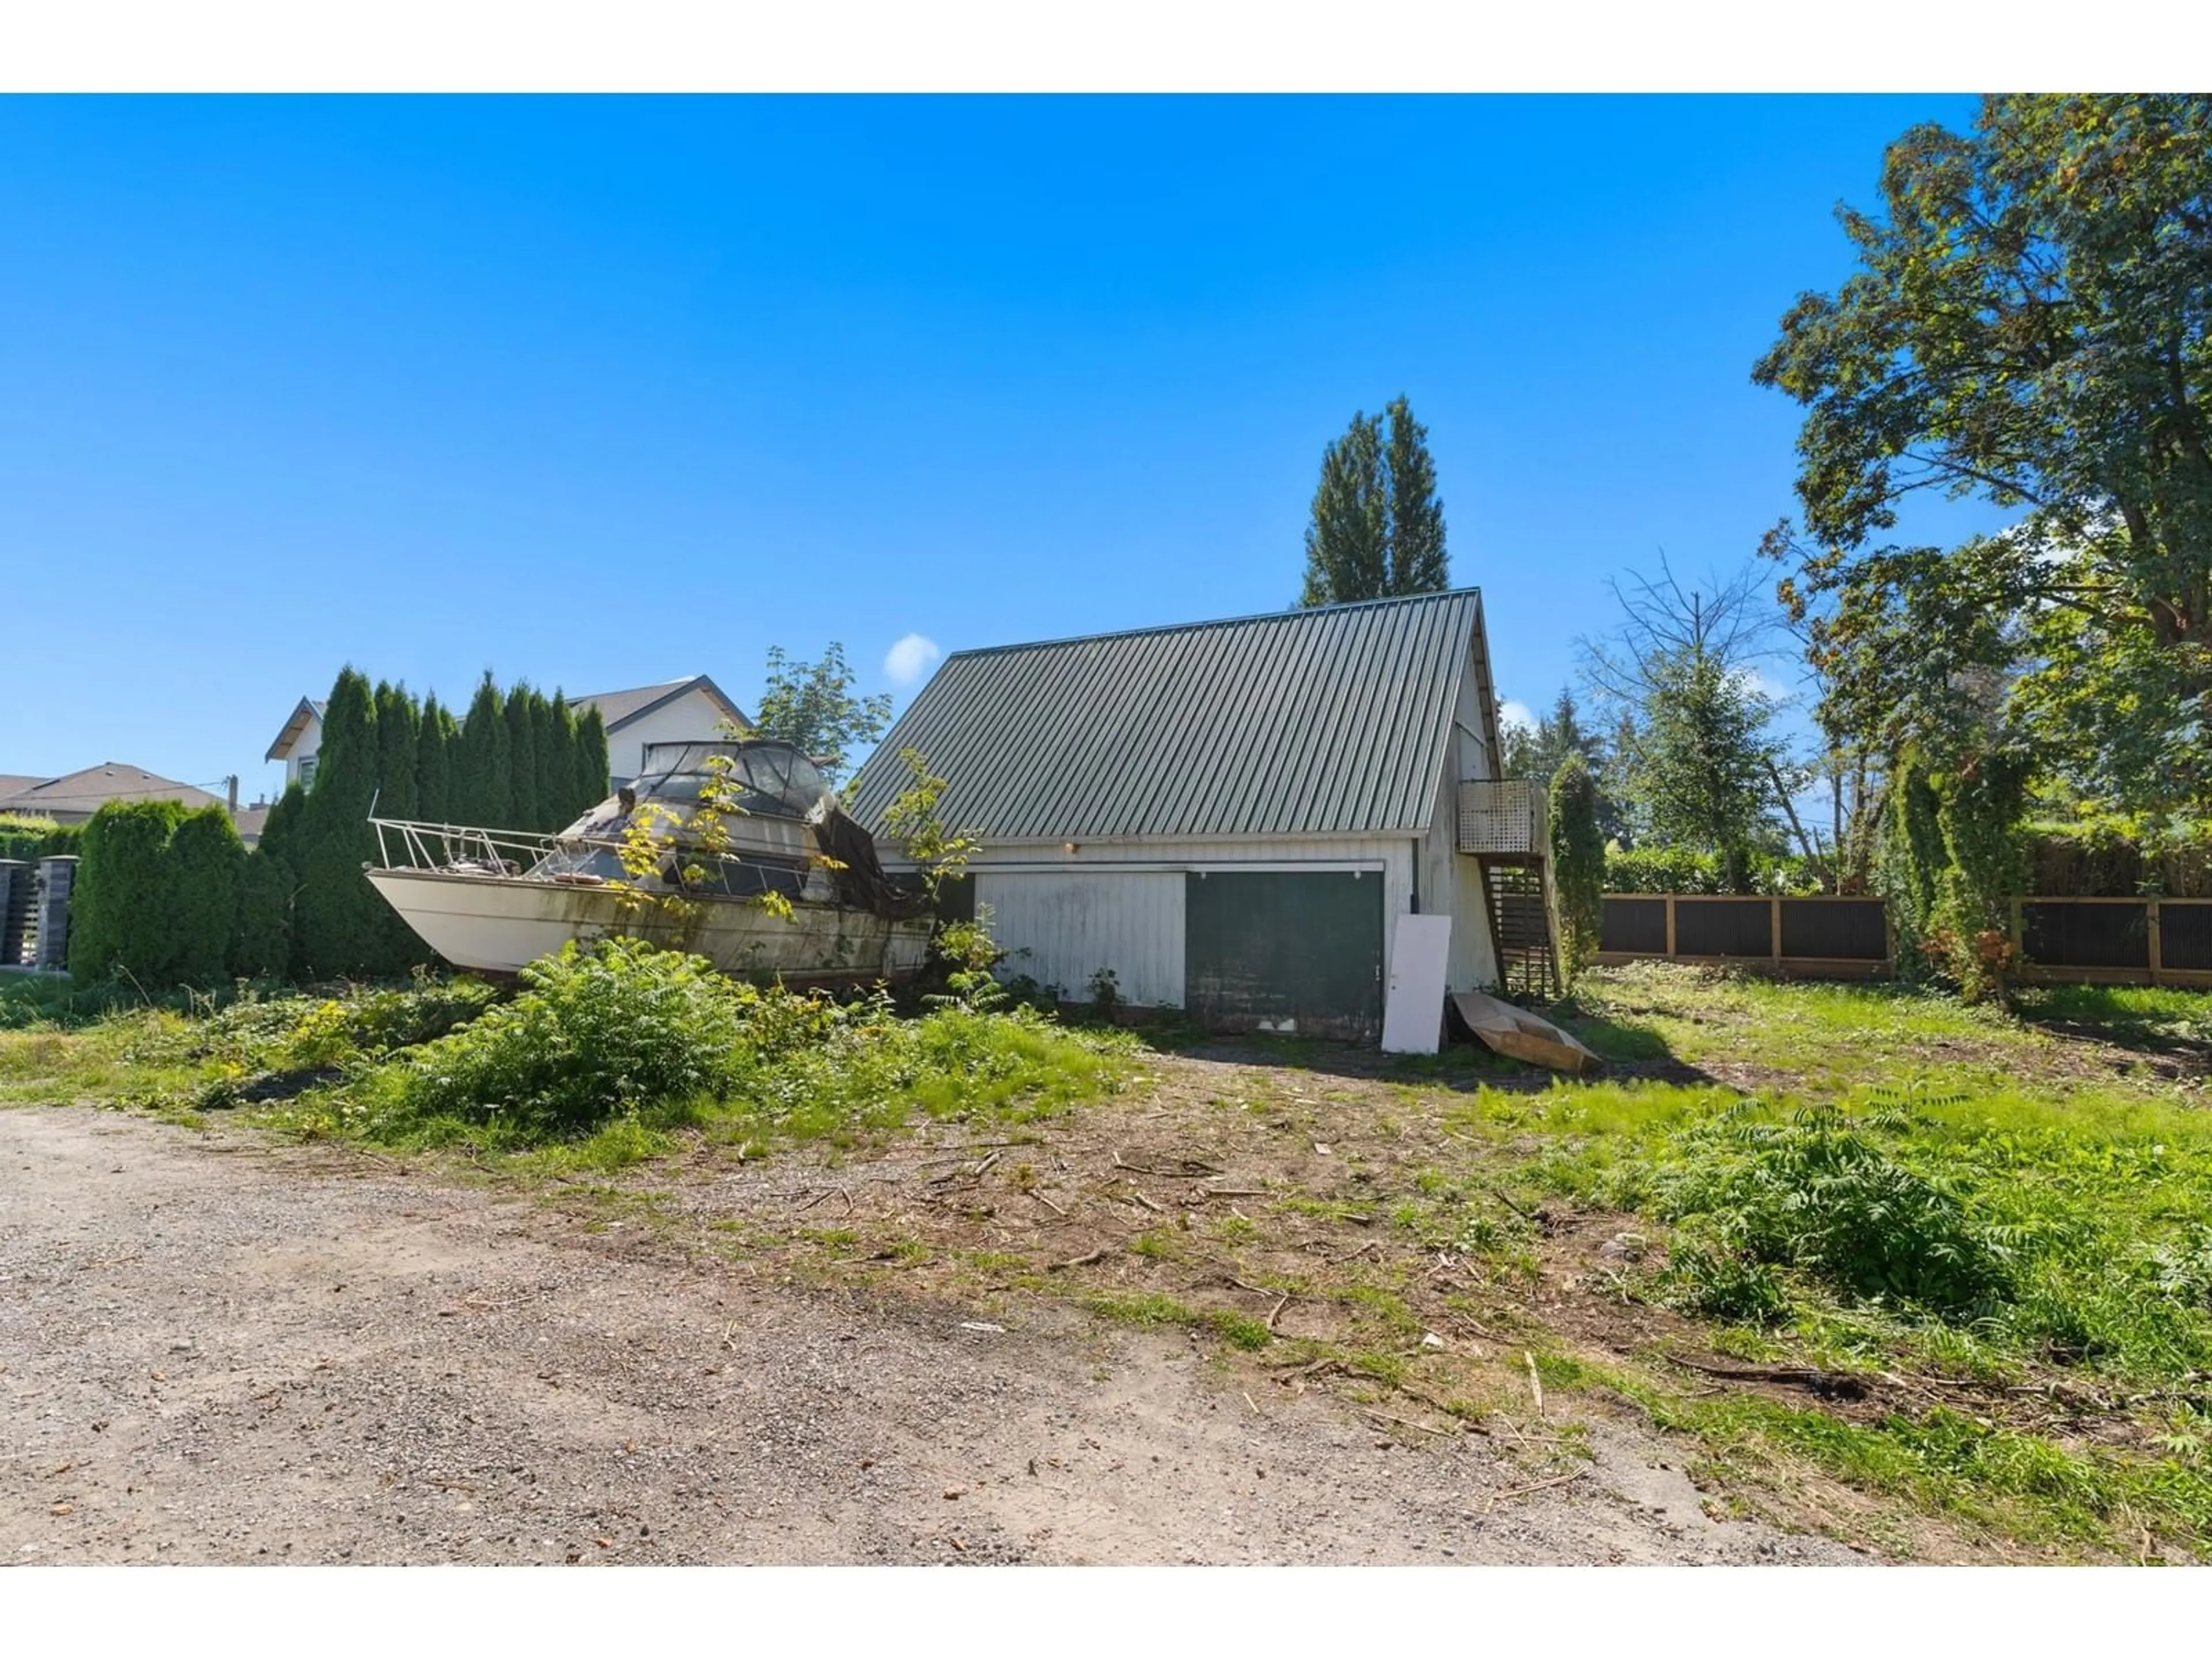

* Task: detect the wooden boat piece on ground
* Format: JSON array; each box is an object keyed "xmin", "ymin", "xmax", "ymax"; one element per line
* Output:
[{"xmin": 1450, "ymin": 991, "xmax": 1603, "ymax": 1076}]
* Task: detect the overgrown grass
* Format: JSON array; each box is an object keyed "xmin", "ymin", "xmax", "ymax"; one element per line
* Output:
[{"xmin": 1371, "ymin": 965, "xmax": 2212, "ymax": 1554}]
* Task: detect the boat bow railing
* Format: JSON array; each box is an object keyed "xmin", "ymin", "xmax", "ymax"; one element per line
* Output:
[{"xmin": 369, "ymin": 817, "xmax": 587, "ymax": 879}]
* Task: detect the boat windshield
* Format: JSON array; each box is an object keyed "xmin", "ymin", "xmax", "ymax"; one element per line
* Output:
[{"xmin": 633, "ymin": 741, "xmax": 832, "ymax": 820}]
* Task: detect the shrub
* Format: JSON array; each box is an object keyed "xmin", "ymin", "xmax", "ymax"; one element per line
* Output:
[
  {"xmin": 69, "ymin": 800, "xmax": 192, "ymax": 984},
  {"xmin": 381, "ymin": 938, "xmax": 749, "ymax": 1137},
  {"xmin": 0, "ymin": 814, "xmax": 81, "ymax": 863},
  {"xmin": 165, "ymin": 807, "xmax": 247, "ymax": 986},
  {"xmin": 1549, "ymin": 755, "xmax": 1605, "ymax": 981}
]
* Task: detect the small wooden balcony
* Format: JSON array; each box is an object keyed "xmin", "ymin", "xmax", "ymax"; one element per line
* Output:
[{"xmin": 1457, "ymin": 779, "xmax": 1546, "ymax": 859}]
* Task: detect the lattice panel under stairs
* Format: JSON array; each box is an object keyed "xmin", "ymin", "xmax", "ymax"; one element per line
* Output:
[{"xmin": 1483, "ymin": 859, "xmax": 1560, "ymax": 1001}]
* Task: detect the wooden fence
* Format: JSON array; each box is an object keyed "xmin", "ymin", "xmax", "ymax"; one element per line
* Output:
[{"xmin": 1596, "ymin": 893, "xmax": 2212, "ymax": 987}]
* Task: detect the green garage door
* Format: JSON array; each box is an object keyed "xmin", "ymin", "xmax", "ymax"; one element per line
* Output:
[{"xmin": 1184, "ymin": 870, "xmax": 1384, "ymax": 1043}]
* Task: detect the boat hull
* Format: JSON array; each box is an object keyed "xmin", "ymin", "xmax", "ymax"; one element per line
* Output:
[{"xmin": 366, "ymin": 868, "xmax": 935, "ymax": 984}]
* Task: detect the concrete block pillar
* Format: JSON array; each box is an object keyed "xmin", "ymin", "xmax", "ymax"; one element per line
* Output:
[
  {"xmin": 0, "ymin": 860, "xmax": 27, "ymax": 967},
  {"xmin": 33, "ymin": 855, "xmax": 77, "ymax": 972}
]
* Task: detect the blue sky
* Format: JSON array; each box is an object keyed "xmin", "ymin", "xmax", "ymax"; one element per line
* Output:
[{"xmin": 0, "ymin": 94, "xmax": 2004, "ymax": 801}]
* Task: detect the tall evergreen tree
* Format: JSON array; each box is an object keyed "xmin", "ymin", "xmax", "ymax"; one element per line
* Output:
[
  {"xmin": 527, "ymin": 691, "xmax": 559, "ymax": 828},
  {"xmin": 546, "ymin": 691, "xmax": 578, "ymax": 824},
  {"xmin": 1298, "ymin": 396, "xmax": 1450, "ymax": 605},
  {"xmin": 1381, "ymin": 396, "xmax": 1448, "ymax": 595},
  {"xmin": 416, "ymin": 693, "xmax": 456, "ymax": 824},
  {"xmin": 505, "ymin": 684, "xmax": 543, "ymax": 831},
  {"xmin": 165, "ymin": 806, "xmax": 248, "ymax": 986},
  {"xmin": 233, "ymin": 784, "xmax": 304, "ymax": 979},
  {"xmin": 573, "ymin": 706, "xmax": 610, "ymax": 805},
  {"xmin": 459, "ymin": 672, "xmax": 510, "ymax": 826},
  {"xmin": 1299, "ymin": 413, "xmax": 1386, "ymax": 606},
  {"xmin": 373, "ymin": 681, "xmax": 421, "ymax": 823},
  {"xmin": 289, "ymin": 668, "xmax": 383, "ymax": 978}
]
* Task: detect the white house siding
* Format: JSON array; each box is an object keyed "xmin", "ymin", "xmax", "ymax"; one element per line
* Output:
[
  {"xmin": 285, "ymin": 711, "xmax": 324, "ymax": 790},
  {"xmin": 608, "ymin": 690, "xmax": 747, "ymax": 785},
  {"xmin": 1414, "ymin": 639, "xmax": 1502, "ymax": 992},
  {"xmin": 974, "ymin": 870, "xmax": 1185, "ymax": 1006},
  {"xmin": 959, "ymin": 836, "xmax": 1414, "ymax": 1008}
]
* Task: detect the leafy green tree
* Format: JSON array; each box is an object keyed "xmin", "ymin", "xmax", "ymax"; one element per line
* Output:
[
  {"xmin": 457, "ymin": 672, "xmax": 511, "ymax": 827},
  {"xmin": 1754, "ymin": 94, "xmax": 2212, "ymax": 819},
  {"xmin": 1547, "ymin": 754, "xmax": 1606, "ymax": 983},
  {"xmin": 1298, "ymin": 395, "xmax": 1450, "ymax": 605},
  {"xmin": 754, "ymin": 643, "xmax": 891, "ymax": 784},
  {"xmin": 1619, "ymin": 649, "xmax": 1781, "ymax": 891}
]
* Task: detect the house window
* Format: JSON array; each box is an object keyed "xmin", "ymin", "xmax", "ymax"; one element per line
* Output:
[{"xmin": 298, "ymin": 754, "xmax": 319, "ymax": 789}]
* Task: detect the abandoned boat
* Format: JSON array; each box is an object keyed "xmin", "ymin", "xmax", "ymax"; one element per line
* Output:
[{"xmin": 365, "ymin": 740, "xmax": 936, "ymax": 983}]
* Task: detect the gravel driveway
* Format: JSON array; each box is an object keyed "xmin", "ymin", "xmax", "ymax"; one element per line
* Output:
[{"xmin": 1, "ymin": 1106, "xmax": 1861, "ymax": 1565}]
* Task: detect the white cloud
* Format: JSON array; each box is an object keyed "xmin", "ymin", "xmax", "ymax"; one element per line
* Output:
[
  {"xmin": 883, "ymin": 632, "xmax": 942, "ymax": 688},
  {"xmin": 1729, "ymin": 665, "xmax": 1795, "ymax": 703},
  {"xmin": 1499, "ymin": 699, "xmax": 1537, "ymax": 734}
]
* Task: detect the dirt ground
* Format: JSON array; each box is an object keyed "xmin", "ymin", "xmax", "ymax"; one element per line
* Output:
[{"xmin": 0, "ymin": 1103, "xmax": 1864, "ymax": 1566}]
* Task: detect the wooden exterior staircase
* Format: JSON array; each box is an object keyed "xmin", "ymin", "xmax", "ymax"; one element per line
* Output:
[{"xmin": 1457, "ymin": 781, "xmax": 1562, "ymax": 1001}]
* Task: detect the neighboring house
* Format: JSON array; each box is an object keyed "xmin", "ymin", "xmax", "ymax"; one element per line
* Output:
[
  {"xmin": 846, "ymin": 588, "xmax": 1546, "ymax": 1043},
  {"xmin": 265, "ymin": 675, "xmax": 751, "ymax": 796},
  {"xmin": 264, "ymin": 698, "xmax": 327, "ymax": 790},
  {"xmin": 0, "ymin": 763, "xmax": 230, "ymax": 825},
  {"xmin": 573, "ymin": 676, "xmax": 751, "ymax": 787},
  {"xmin": 0, "ymin": 775, "xmax": 43, "ymax": 804}
]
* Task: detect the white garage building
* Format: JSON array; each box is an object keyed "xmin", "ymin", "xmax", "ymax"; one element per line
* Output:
[{"xmin": 846, "ymin": 588, "xmax": 1556, "ymax": 1041}]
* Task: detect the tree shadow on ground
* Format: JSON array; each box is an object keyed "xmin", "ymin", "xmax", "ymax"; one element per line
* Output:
[
  {"xmin": 2012, "ymin": 984, "xmax": 2212, "ymax": 1079},
  {"xmin": 1131, "ymin": 998, "xmax": 1722, "ymax": 1094}
]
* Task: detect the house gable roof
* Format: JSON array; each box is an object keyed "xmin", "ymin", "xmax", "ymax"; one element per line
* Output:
[
  {"xmin": 0, "ymin": 763, "xmax": 226, "ymax": 819},
  {"xmin": 574, "ymin": 676, "xmax": 751, "ymax": 734},
  {"xmin": 266, "ymin": 698, "xmax": 328, "ymax": 762},
  {"xmin": 846, "ymin": 588, "xmax": 1490, "ymax": 843},
  {"xmin": 0, "ymin": 775, "xmax": 43, "ymax": 804}
]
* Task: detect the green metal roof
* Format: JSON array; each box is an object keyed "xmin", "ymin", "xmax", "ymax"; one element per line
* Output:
[{"xmin": 847, "ymin": 588, "xmax": 1489, "ymax": 843}]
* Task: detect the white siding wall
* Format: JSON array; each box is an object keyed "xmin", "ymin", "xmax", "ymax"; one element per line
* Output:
[
  {"xmin": 609, "ymin": 690, "xmax": 749, "ymax": 783},
  {"xmin": 285, "ymin": 711, "xmax": 325, "ymax": 790},
  {"xmin": 976, "ymin": 870, "xmax": 1185, "ymax": 1006},
  {"xmin": 1406, "ymin": 631, "xmax": 1502, "ymax": 992},
  {"xmin": 957, "ymin": 837, "xmax": 1414, "ymax": 1008}
]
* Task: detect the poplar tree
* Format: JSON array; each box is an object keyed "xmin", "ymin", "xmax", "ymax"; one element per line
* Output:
[{"xmin": 1298, "ymin": 395, "xmax": 1450, "ymax": 606}]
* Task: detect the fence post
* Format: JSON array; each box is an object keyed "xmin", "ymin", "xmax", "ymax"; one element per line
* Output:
[
  {"xmin": 1770, "ymin": 896, "xmax": 1783, "ymax": 972},
  {"xmin": 2148, "ymin": 899, "xmax": 2164, "ymax": 987},
  {"xmin": 1664, "ymin": 893, "xmax": 1677, "ymax": 961}
]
